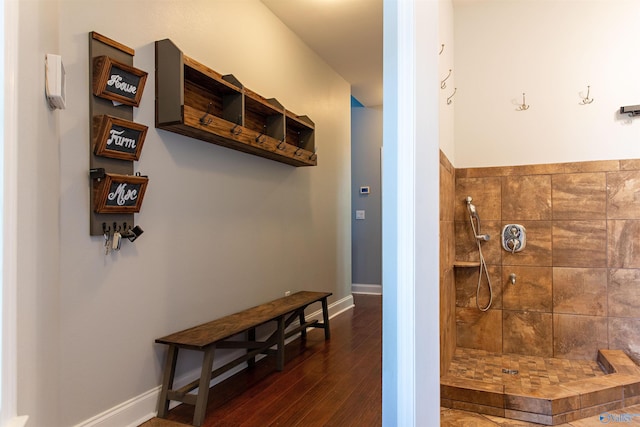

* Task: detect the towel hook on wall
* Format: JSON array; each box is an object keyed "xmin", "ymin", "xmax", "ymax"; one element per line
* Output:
[
  {"xmin": 199, "ymin": 102, "xmax": 213, "ymax": 126},
  {"xmin": 580, "ymin": 85, "xmax": 594, "ymax": 105},
  {"xmin": 439, "ymin": 44, "xmax": 445, "ymax": 55},
  {"xmin": 441, "ymin": 69, "xmax": 452, "ymax": 89},
  {"xmin": 447, "ymin": 88, "xmax": 457, "ymax": 105},
  {"xmin": 516, "ymin": 93, "xmax": 530, "ymax": 111}
]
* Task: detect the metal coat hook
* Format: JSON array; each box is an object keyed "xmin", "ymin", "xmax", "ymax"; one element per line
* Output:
[
  {"xmin": 580, "ymin": 85, "xmax": 594, "ymax": 105},
  {"xmin": 309, "ymin": 151, "xmax": 318, "ymax": 161},
  {"xmin": 231, "ymin": 115, "xmax": 243, "ymax": 135},
  {"xmin": 294, "ymin": 147, "xmax": 303, "ymax": 156},
  {"xmin": 447, "ymin": 88, "xmax": 457, "ymax": 105},
  {"xmin": 255, "ymin": 125, "xmax": 266, "ymax": 143},
  {"xmin": 441, "ymin": 69, "xmax": 452, "ymax": 89},
  {"xmin": 439, "ymin": 44, "xmax": 445, "ymax": 55},
  {"xmin": 199, "ymin": 102, "xmax": 213, "ymax": 125},
  {"xmin": 277, "ymin": 138, "xmax": 286, "ymax": 150},
  {"xmin": 517, "ymin": 93, "xmax": 530, "ymax": 111}
]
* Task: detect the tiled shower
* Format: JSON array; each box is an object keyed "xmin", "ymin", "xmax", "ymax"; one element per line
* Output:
[{"xmin": 439, "ymin": 151, "xmax": 640, "ymax": 373}]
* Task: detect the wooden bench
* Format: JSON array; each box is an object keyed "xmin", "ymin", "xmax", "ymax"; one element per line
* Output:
[{"xmin": 155, "ymin": 291, "xmax": 332, "ymax": 426}]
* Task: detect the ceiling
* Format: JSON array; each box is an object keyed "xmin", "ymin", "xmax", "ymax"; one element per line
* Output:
[{"xmin": 261, "ymin": 0, "xmax": 383, "ymax": 107}]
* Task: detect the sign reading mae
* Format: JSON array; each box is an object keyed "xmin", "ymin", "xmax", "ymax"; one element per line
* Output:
[
  {"xmin": 94, "ymin": 173, "xmax": 148, "ymax": 214},
  {"xmin": 94, "ymin": 115, "xmax": 148, "ymax": 161},
  {"xmin": 93, "ymin": 56, "xmax": 148, "ymax": 107}
]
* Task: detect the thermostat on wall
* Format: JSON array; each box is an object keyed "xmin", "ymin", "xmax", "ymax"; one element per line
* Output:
[
  {"xmin": 45, "ymin": 53, "xmax": 66, "ymax": 110},
  {"xmin": 360, "ymin": 186, "xmax": 370, "ymax": 195}
]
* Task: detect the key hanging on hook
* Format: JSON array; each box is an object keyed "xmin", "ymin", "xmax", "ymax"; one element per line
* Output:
[{"xmin": 104, "ymin": 229, "xmax": 112, "ymax": 255}]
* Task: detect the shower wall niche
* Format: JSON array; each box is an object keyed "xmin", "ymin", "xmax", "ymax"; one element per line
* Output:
[{"xmin": 446, "ymin": 157, "xmax": 640, "ymax": 364}]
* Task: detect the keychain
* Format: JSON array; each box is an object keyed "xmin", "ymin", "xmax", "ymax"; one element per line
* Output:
[
  {"xmin": 112, "ymin": 230, "xmax": 122, "ymax": 251},
  {"xmin": 104, "ymin": 230, "xmax": 112, "ymax": 255}
]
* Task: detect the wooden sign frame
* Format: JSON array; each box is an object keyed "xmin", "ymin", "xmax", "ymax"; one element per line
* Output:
[
  {"xmin": 93, "ymin": 115, "xmax": 148, "ymax": 161},
  {"xmin": 93, "ymin": 55, "xmax": 148, "ymax": 107},
  {"xmin": 93, "ymin": 173, "xmax": 149, "ymax": 214}
]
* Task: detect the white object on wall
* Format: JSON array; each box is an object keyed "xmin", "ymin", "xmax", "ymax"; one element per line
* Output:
[{"xmin": 45, "ymin": 53, "xmax": 66, "ymax": 110}]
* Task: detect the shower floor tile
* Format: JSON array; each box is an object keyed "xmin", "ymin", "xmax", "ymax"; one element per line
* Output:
[{"xmin": 446, "ymin": 347, "xmax": 605, "ymax": 388}]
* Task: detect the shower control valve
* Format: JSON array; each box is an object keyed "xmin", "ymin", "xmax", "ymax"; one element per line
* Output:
[{"xmin": 502, "ymin": 224, "xmax": 526, "ymax": 253}]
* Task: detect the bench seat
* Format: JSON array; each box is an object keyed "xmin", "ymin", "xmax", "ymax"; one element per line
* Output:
[{"xmin": 155, "ymin": 291, "xmax": 332, "ymax": 426}]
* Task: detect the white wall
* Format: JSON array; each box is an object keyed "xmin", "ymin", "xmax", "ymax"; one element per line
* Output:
[
  {"xmin": 16, "ymin": 1, "xmax": 352, "ymax": 425},
  {"xmin": 16, "ymin": 0, "xmax": 61, "ymax": 426},
  {"xmin": 439, "ymin": 0, "xmax": 455, "ymax": 163},
  {"xmin": 454, "ymin": 0, "xmax": 640, "ymax": 168}
]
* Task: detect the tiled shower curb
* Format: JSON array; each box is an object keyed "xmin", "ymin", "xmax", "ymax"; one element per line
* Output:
[{"xmin": 441, "ymin": 349, "xmax": 640, "ymax": 425}]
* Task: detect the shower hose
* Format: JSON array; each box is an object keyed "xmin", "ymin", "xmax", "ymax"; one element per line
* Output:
[{"xmin": 469, "ymin": 213, "xmax": 493, "ymax": 312}]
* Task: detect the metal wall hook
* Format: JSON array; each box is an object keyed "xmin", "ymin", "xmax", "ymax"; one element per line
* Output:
[
  {"xmin": 441, "ymin": 69, "xmax": 452, "ymax": 89},
  {"xmin": 439, "ymin": 44, "xmax": 445, "ymax": 55},
  {"xmin": 446, "ymin": 88, "xmax": 457, "ymax": 105},
  {"xmin": 309, "ymin": 151, "xmax": 317, "ymax": 161},
  {"xmin": 580, "ymin": 85, "xmax": 594, "ymax": 104},
  {"xmin": 230, "ymin": 115, "xmax": 243, "ymax": 135},
  {"xmin": 294, "ymin": 147, "xmax": 303, "ymax": 156},
  {"xmin": 277, "ymin": 138, "xmax": 286, "ymax": 150},
  {"xmin": 199, "ymin": 102, "xmax": 213, "ymax": 125},
  {"xmin": 255, "ymin": 125, "xmax": 266, "ymax": 143},
  {"xmin": 90, "ymin": 167, "xmax": 106, "ymax": 181},
  {"xmin": 231, "ymin": 124, "xmax": 243, "ymax": 136},
  {"xmin": 516, "ymin": 93, "xmax": 530, "ymax": 111}
]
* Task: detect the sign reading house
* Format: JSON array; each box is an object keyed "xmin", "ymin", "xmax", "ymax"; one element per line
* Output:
[
  {"xmin": 94, "ymin": 173, "xmax": 149, "ymax": 214},
  {"xmin": 94, "ymin": 115, "xmax": 148, "ymax": 161},
  {"xmin": 92, "ymin": 56, "xmax": 147, "ymax": 107}
]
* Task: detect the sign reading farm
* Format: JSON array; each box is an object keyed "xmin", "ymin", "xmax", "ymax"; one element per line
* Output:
[{"xmin": 93, "ymin": 115, "xmax": 148, "ymax": 161}]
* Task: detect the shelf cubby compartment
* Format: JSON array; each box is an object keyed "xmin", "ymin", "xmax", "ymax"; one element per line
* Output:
[
  {"xmin": 155, "ymin": 38, "xmax": 317, "ymax": 167},
  {"xmin": 285, "ymin": 110, "xmax": 315, "ymax": 152}
]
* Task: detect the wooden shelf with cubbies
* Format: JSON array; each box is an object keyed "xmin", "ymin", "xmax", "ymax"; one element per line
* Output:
[{"xmin": 155, "ymin": 39, "xmax": 317, "ymax": 167}]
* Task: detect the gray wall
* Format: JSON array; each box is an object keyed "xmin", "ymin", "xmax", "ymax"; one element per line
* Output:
[
  {"xmin": 351, "ymin": 103, "xmax": 382, "ymax": 288},
  {"xmin": 15, "ymin": 1, "xmax": 353, "ymax": 425}
]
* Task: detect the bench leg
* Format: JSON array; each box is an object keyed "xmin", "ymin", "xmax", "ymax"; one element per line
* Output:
[
  {"xmin": 193, "ymin": 346, "xmax": 215, "ymax": 427},
  {"xmin": 158, "ymin": 344, "xmax": 179, "ymax": 419},
  {"xmin": 298, "ymin": 311, "xmax": 307, "ymax": 339},
  {"xmin": 276, "ymin": 315, "xmax": 285, "ymax": 371},
  {"xmin": 321, "ymin": 297, "xmax": 331, "ymax": 340},
  {"xmin": 247, "ymin": 328, "xmax": 256, "ymax": 367}
]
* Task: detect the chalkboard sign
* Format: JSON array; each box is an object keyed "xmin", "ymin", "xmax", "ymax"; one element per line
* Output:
[
  {"xmin": 93, "ymin": 115, "xmax": 148, "ymax": 161},
  {"xmin": 93, "ymin": 56, "xmax": 147, "ymax": 107},
  {"xmin": 93, "ymin": 173, "xmax": 149, "ymax": 214}
]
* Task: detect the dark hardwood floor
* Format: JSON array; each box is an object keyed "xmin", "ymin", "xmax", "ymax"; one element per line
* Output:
[{"xmin": 163, "ymin": 293, "xmax": 382, "ymax": 427}]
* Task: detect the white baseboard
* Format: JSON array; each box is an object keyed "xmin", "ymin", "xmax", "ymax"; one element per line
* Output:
[
  {"xmin": 73, "ymin": 294, "xmax": 354, "ymax": 427},
  {"xmin": 5, "ymin": 416, "xmax": 29, "ymax": 427},
  {"xmin": 351, "ymin": 283, "xmax": 382, "ymax": 295}
]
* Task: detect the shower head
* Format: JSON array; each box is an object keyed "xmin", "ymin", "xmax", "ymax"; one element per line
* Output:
[{"xmin": 465, "ymin": 196, "xmax": 478, "ymax": 218}]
